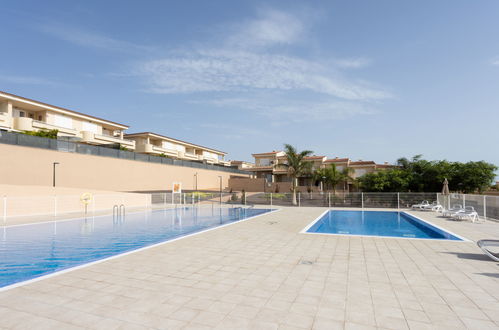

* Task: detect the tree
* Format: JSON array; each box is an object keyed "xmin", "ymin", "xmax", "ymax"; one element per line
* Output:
[
  {"xmin": 313, "ymin": 164, "xmax": 345, "ymax": 195},
  {"xmin": 341, "ymin": 167, "xmax": 355, "ymax": 193},
  {"xmin": 360, "ymin": 156, "xmax": 497, "ymax": 193},
  {"xmin": 281, "ymin": 144, "xmax": 313, "ymax": 205}
]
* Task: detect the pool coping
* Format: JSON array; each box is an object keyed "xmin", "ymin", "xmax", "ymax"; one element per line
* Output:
[
  {"xmin": 300, "ymin": 209, "xmax": 470, "ymax": 242},
  {"xmin": 0, "ymin": 207, "xmax": 281, "ymax": 292}
]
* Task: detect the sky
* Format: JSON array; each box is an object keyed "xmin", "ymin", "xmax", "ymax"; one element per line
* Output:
[{"xmin": 1, "ymin": 0, "xmax": 498, "ymax": 171}]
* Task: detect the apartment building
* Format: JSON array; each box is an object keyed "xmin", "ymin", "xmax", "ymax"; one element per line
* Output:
[
  {"xmin": 0, "ymin": 91, "xmax": 135, "ymax": 149},
  {"xmin": 249, "ymin": 151, "xmax": 394, "ymax": 190},
  {"xmin": 124, "ymin": 132, "xmax": 229, "ymax": 165},
  {"xmin": 229, "ymin": 160, "xmax": 254, "ymax": 170}
]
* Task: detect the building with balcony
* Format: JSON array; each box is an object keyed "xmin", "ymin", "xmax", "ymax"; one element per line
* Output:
[
  {"xmin": 248, "ymin": 151, "xmax": 395, "ymax": 191},
  {"xmin": 229, "ymin": 160, "xmax": 254, "ymax": 170},
  {"xmin": 0, "ymin": 91, "xmax": 134, "ymax": 149},
  {"xmin": 124, "ymin": 132, "xmax": 229, "ymax": 166}
]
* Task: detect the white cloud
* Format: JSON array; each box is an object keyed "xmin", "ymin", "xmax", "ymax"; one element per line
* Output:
[
  {"xmin": 492, "ymin": 57, "xmax": 499, "ymax": 66},
  {"xmin": 40, "ymin": 24, "xmax": 153, "ymax": 53},
  {"xmin": 227, "ymin": 9, "xmax": 305, "ymax": 48},
  {"xmin": 334, "ymin": 57, "xmax": 372, "ymax": 69},
  {"xmin": 133, "ymin": 8, "xmax": 391, "ymax": 123},
  {"xmin": 138, "ymin": 49, "xmax": 389, "ymax": 100},
  {"xmin": 193, "ymin": 97, "xmax": 378, "ymax": 122}
]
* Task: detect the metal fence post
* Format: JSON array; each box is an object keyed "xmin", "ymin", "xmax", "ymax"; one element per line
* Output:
[
  {"xmin": 328, "ymin": 192, "xmax": 331, "ymax": 208},
  {"xmin": 397, "ymin": 193, "xmax": 400, "ymax": 210},
  {"xmin": 361, "ymin": 192, "xmax": 364, "ymax": 209},
  {"xmin": 3, "ymin": 195, "xmax": 6, "ymax": 223},
  {"xmin": 483, "ymin": 195, "xmax": 487, "ymax": 220},
  {"xmin": 54, "ymin": 195, "xmax": 57, "ymax": 218},
  {"xmin": 298, "ymin": 192, "xmax": 301, "ymax": 207},
  {"xmin": 270, "ymin": 193, "xmax": 273, "ymax": 209},
  {"xmin": 463, "ymin": 194, "xmax": 466, "ymax": 208}
]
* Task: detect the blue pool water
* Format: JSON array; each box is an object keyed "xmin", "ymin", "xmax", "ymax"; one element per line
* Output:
[
  {"xmin": 0, "ymin": 207, "xmax": 272, "ymax": 288},
  {"xmin": 306, "ymin": 210, "xmax": 462, "ymax": 240}
]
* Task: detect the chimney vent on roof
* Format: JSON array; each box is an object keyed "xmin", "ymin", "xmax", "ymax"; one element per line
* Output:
[{"xmin": 384, "ymin": 161, "xmax": 388, "ymax": 165}]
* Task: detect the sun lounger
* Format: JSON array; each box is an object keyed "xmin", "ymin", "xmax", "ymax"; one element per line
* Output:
[
  {"xmin": 477, "ymin": 240, "xmax": 499, "ymax": 262},
  {"xmin": 421, "ymin": 201, "xmax": 439, "ymax": 211},
  {"xmin": 453, "ymin": 206, "xmax": 479, "ymax": 222},
  {"xmin": 412, "ymin": 200, "xmax": 429, "ymax": 210},
  {"xmin": 442, "ymin": 204, "xmax": 463, "ymax": 217}
]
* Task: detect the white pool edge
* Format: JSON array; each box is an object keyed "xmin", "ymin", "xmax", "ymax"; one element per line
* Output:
[
  {"xmin": 300, "ymin": 209, "xmax": 470, "ymax": 242},
  {"xmin": 0, "ymin": 208, "xmax": 281, "ymax": 292}
]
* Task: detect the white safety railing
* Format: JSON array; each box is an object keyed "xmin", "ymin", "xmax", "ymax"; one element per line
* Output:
[
  {"xmin": 0, "ymin": 193, "xmax": 151, "ymax": 225},
  {"xmin": 437, "ymin": 193, "xmax": 499, "ymax": 221}
]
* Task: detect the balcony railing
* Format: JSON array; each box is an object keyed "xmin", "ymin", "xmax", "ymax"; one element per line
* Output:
[
  {"xmin": 0, "ymin": 130, "xmax": 247, "ymax": 174},
  {"xmin": 32, "ymin": 120, "xmax": 78, "ymax": 135}
]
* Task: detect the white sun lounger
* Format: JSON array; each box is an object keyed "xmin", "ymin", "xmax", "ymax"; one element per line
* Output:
[
  {"xmin": 421, "ymin": 201, "xmax": 439, "ymax": 211},
  {"xmin": 412, "ymin": 200, "xmax": 429, "ymax": 210},
  {"xmin": 442, "ymin": 204, "xmax": 463, "ymax": 217},
  {"xmin": 453, "ymin": 206, "xmax": 479, "ymax": 222},
  {"xmin": 477, "ymin": 240, "xmax": 499, "ymax": 262}
]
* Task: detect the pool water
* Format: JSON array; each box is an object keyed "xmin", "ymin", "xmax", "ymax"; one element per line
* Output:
[
  {"xmin": 0, "ymin": 207, "xmax": 272, "ymax": 288},
  {"xmin": 306, "ymin": 210, "xmax": 462, "ymax": 240}
]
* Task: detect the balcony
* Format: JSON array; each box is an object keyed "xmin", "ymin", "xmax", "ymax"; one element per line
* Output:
[
  {"xmin": 32, "ymin": 120, "xmax": 78, "ymax": 136},
  {"xmin": 183, "ymin": 152, "xmax": 201, "ymax": 161},
  {"xmin": 13, "ymin": 117, "xmax": 78, "ymax": 136},
  {"xmin": 0, "ymin": 112, "xmax": 10, "ymax": 129},
  {"xmin": 81, "ymin": 131, "xmax": 135, "ymax": 149}
]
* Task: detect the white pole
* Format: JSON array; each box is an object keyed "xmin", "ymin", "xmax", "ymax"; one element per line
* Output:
[
  {"xmin": 463, "ymin": 194, "xmax": 465, "ymax": 208},
  {"xmin": 164, "ymin": 192, "xmax": 167, "ymax": 209},
  {"xmin": 3, "ymin": 195, "xmax": 6, "ymax": 224},
  {"xmin": 361, "ymin": 192, "xmax": 364, "ymax": 209},
  {"xmin": 397, "ymin": 192, "xmax": 400, "ymax": 210},
  {"xmin": 328, "ymin": 192, "xmax": 331, "ymax": 208},
  {"xmin": 298, "ymin": 192, "xmax": 301, "ymax": 207},
  {"xmin": 270, "ymin": 193, "xmax": 273, "ymax": 209},
  {"xmin": 483, "ymin": 195, "xmax": 487, "ymax": 220},
  {"xmin": 54, "ymin": 195, "xmax": 57, "ymax": 218}
]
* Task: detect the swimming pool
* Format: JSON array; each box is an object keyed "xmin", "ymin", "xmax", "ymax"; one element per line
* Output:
[
  {"xmin": 304, "ymin": 210, "xmax": 464, "ymax": 240},
  {"xmin": 0, "ymin": 207, "xmax": 273, "ymax": 289}
]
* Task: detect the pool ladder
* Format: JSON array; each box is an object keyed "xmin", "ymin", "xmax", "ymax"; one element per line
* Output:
[{"xmin": 113, "ymin": 204, "xmax": 125, "ymax": 222}]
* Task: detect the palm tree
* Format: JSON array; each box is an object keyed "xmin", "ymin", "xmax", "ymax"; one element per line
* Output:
[
  {"xmin": 325, "ymin": 164, "xmax": 343, "ymax": 196},
  {"xmin": 313, "ymin": 164, "xmax": 343, "ymax": 194},
  {"xmin": 281, "ymin": 144, "xmax": 313, "ymax": 205},
  {"xmin": 341, "ymin": 167, "xmax": 355, "ymax": 193}
]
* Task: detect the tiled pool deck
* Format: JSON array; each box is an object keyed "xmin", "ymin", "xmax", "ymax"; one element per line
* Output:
[{"xmin": 0, "ymin": 207, "xmax": 498, "ymax": 329}]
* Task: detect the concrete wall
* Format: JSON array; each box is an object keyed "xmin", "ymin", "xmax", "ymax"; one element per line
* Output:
[{"xmin": 0, "ymin": 144, "xmax": 249, "ymax": 192}]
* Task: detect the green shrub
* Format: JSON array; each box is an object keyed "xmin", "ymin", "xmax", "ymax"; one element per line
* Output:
[{"xmin": 23, "ymin": 129, "xmax": 58, "ymax": 139}]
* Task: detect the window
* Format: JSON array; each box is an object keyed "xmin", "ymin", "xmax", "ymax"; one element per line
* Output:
[
  {"xmin": 19, "ymin": 111, "xmax": 25, "ymax": 117},
  {"xmin": 162, "ymin": 141, "xmax": 175, "ymax": 150},
  {"xmin": 259, "ymin": 158, "xmax": 272, "ymax": 166}
]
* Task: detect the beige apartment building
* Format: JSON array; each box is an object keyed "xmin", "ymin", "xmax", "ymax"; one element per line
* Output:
[
  {"xmin": 229, "ymin": 160, "xmax": 254, "ymax": 170},
  {"xmin": 249, "ymin": 151, "xmax": 394, "ymax": 191},
  {"xmin": 0, "ymin": 91, "xmax": 135, "ymax": 149},
  {"xmin": 125, "ymin": 132, "xmax": 229, "ymax": 166}
]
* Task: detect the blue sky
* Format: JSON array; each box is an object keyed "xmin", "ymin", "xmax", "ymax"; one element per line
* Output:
[{"xmin": 1, "ymin": 0, "xmax": 498, "ymax": 170}]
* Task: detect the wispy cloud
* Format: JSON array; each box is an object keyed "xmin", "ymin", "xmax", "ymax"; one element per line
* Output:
[
  {"xmin": 0, "ymin": 74, "xmax": 60, "ymax": 86},
  {"xmin": 192, "ymin": 96, "xmax": 378, "ymax": 122},
  {"xmin": 491, "ymin": 57, "xmax": 499, "ymax": 66},
  {"xmin": 227, "ymin": 9, "xmax": 305, "ymax": 48},
  {"xmin": 138, "ymin": 50, "xmax": 389, "ymax": 100},
  {"xmin": 133, "ymin": 8, "xmax": 391, "ymax": 122},
  {"xmin": 40, "ymin": 24, "xmax": 153, "ymax": 53},
  {"xmin": 334, "ymin": 57, "xmax": 372, "ymax": 69}
]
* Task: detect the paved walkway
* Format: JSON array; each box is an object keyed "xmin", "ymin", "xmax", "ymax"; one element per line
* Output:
[{"xmin": 0, "ymin": 207, "xmax": 498, "ymax": 329}]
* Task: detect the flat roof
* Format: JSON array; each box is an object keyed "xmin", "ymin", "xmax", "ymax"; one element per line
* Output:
[
  {"xmin": 124, "ymin": 132, "xmax": 226, "ymax": 154},
  {"xmin": 252, "ymin": 151, "xmax": 283, "ymax": 156},
  {"xmin": 0, "ymin": 90, "xmax": 129, "ymax": 129}
]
